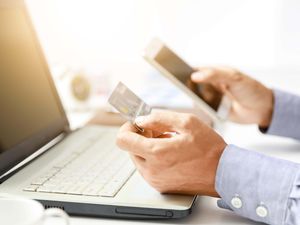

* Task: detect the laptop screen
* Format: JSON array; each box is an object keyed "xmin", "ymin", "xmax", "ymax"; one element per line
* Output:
[{"xmin": 0, "ymin": 2, "xmax": 69, "ymax": 177}]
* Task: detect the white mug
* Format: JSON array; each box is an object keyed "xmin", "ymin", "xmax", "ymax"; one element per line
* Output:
[{"xmin": 0, "ymin": 197, "xmax": 69, "ymax": 225}]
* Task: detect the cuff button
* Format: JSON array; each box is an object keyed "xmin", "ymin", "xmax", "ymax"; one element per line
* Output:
[
  {"xmin": 256, "ymin": 205, "xmax": 268, "ymax": 218},
  {"xmin": 231, "ymin": 196, "xmax": 242, "ymax": 209}
]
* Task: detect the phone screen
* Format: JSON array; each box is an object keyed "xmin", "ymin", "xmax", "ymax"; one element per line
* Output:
[{"xmin": 154, "ymin": 46, "xmax": 223, "ymax": 111}]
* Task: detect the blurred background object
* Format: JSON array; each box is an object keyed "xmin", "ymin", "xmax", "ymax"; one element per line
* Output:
[
  {"xmin": 25, "ymin": 0, "xmax": 300, "ymax": 69},
  {"xmin": 25, "ymin": 0, "xmax": 300, "ymax": 127},
  {"xmin": 51, "ymin": 64, "xmax": 111, "ymax": 111}
]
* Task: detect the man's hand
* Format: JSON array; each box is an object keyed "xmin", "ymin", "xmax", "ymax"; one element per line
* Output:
[
  {"xmin": 192, "ymin": 67, "xmax": 274, "ymax": 127},
  {"xmin": 116, "ymin": 110, "xmax": 227, "ymax": 197}
]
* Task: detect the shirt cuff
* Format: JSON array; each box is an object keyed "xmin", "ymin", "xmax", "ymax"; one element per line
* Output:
[
  {"xmin": 215, "ymin": 144, "xmax": 300, "ymax": 225},
  {"xmin": 285, "ymin": 170, "xmax": 300, "ymax": 225},
  {"xmin": 260, "ymin": 89, "xmax": 300, "ymax": 140}
]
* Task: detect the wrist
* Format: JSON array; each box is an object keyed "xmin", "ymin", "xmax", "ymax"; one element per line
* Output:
[
  {"xmin": 210, "ymin": 141, "xmax": 227, "ymax": 197},
  {"xmin": 258, "ymin": 88, "xmax": 274, "ymax": 128}
]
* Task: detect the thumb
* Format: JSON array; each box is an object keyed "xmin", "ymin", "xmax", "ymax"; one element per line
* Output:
[
  {"xmin": 220, "ymin": 83, "xmax": 236, "ymax": 101},
  {"xmin": 191, "ymin": 71, "xmax": 207, "ymax": 82},
  {"xmin": 135, "ymin": 109, "xmax": 186, "ymax": 134},
  {"xmin": 191, "ymin": 67, "xmax": 237, "ymax": 86}
]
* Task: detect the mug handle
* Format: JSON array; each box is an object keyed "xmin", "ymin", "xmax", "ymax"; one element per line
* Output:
[{"xmin": 44, "ymin": 208, "xmax": 70, "ymax": 225}]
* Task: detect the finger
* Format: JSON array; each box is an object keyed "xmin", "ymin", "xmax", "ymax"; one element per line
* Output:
[
  {"xmin": 156, "ymin": 132, "xmax": 175, "ymax": 138},
  {"xmin": 140, "ymin": 128, "xmax": 153, "ymax": 138},
  {"xmin": 134, "ymin": 109, "xmax": 187, "ymax": 134},
  {"xmin": 152, "ymin": 130, "xmax": 163, "ymax": 138},
  {"xmin": 191, "ymin": 67, "xmax": 241, "ymax": 86},
  {"xmin": 117, "ymin": 122, "xmax": 173, "ymax": 156},
  {"xmin": 119, "ymin": 121, "xmax": 138, "ymax": 133},
  {"xmin": 191, "ymin": 68, "xmax": 225, "ymax": 83},
  {"xmin": 129, "ymin": 154, "xmax": 147, "ymax": 177},
  {"xmin": 117, "ymin": 129, "xmax": 151, "ymax": 157},
  {"xmin": 130, "ymin": 154, "xmax": 146, "ymax": 165},
  {"xmin": 220, "ymin": 83, "xmax": 236, "ymax": 101},
  {"xmin": 119, "ymin": 121, "xmax": 156, "ymax": 138}
]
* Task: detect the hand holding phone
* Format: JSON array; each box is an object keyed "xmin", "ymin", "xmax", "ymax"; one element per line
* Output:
[{"xmin": 143, "ymin": 38, "xmax": 231, "ymax": 122}]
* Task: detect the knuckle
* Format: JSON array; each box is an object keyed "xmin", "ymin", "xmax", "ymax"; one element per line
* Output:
[
  {"xmin": 116, "ymin": 133, "xmax": 126, "ymax": 148},
  {"xmin": 231, "ymin": 70, "xmax": 243, "ymax": 81},
  {"xmin": 144, "ymin": 141, "xmax": 155, "ymax": 153},
  {"xmin": 206, "ymin": 69, "xmax": 216, "ymax": 78},
  {"xmin": 150, "ymin": 145, "xmax": 169, "ymax": 161},
  {"xmin": 151, "ymin": 146, "xmax": 162, "ymax": 156},
  {"xmin": 153, "ymin": 116, "xmax": 164, "ymax": 126},
  {"xmin": 150, "ymin": 110, "xmax": 160, "ymax": 117},
  {"xmin": 149, "ymin": 110, "xmax": 163, "ymax": 121},
  {"xmin": 182, "ymin": 113, "xmax": 198, "ymax": 129},
  {"xmin": 148, "ymin": 142, "xmax": 162, "ymax": 154}
]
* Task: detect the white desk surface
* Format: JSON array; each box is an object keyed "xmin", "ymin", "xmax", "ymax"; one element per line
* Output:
[{"xmin": 47, "ymin": 70, "xmax": 300, "ymax": 225}]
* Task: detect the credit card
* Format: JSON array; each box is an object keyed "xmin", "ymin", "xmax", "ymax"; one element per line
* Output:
[{"xmin": 108, "ymin": 82, "xmax": 152, "ymax": 131}]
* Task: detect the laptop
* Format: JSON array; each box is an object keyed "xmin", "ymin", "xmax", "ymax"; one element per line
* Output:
[{"xmin": 0, "ymin": 0, "xmax": 196, "ymax": 219}]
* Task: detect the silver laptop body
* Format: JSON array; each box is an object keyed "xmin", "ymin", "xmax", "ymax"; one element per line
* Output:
[{"xmin": 0, "ymin": 0, "xmax": 196, "ymax": 219}]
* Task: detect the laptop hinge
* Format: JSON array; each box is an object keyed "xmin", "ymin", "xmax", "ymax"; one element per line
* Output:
[{"xmin": 0, "ymin": 133, "xmax": 66, "ymax": 183}]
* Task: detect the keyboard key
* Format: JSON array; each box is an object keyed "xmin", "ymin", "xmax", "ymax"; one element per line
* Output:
[
  {"xmin": 99, "ymin": 184, "xmax": 121, "ymax": 197},
  {"xmin": 81, "ymin": 185, "xmax": 104, "ymax": 196},
  {"xmin": 51, "ymin": 184, "xmax": 72, "ymax": 194},
  {"xmin": 66, "ymin": 185, "xmax": 86, "ymax": 195},
  {"xmin": 37, "ymin": 186, "xmax": 55, "ymax": 193},
  {"xmin": 23, "ymin": 185, "xmax": 39, "ymax": 192},
  {"xmin": 31, "ymin": 177, "xmax": 47, "ymax": 185},
  {"xmin": 54, "ymin": 154, "xmax": 78, "ymax": 169}
]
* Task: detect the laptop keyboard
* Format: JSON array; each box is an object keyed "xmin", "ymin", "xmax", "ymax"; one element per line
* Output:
[{"xmin": 23, "ymin": 134, "xmax": 136, "ymax": 197}]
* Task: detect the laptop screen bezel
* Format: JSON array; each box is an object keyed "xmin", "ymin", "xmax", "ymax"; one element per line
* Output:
[{"xmin": 0, "ymin": 0, "xmax": 70, "ymax": 177}]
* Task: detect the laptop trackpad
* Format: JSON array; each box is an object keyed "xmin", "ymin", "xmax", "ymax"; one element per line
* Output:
[{"xmin": 116, "ymin": 172, "xmax": 195, "ymax": 209}]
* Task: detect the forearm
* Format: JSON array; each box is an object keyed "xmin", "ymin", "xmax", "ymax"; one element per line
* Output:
[
  {"xmin": 262, "ymin": 89, "xmax": 300, "ymax": 140},
  {"xmin": 215, "ymin": 145, "xmax": 300, "ymax": 225}
]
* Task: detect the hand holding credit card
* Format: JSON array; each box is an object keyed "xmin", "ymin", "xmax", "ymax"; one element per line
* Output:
[{"xmin": 108, "ymin": 82, "xmax": 152, "ymax": 132}]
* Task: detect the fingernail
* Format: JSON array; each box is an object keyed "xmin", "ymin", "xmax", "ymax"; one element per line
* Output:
[
  {"xmin": 135, "ymin": 116, "xmax": 146, "ymax": 125},
  {"xmin": 191, "ymin": 72, "xmax": 205, "ymax": 80}
]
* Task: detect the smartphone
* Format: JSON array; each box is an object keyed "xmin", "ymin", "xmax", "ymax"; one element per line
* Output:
[{"xmin": 143, "ymin": 38, "xmax": 231, "ymax": 122}]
